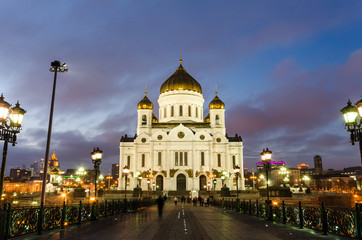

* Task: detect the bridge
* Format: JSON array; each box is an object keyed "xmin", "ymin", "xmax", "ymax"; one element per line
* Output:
[{"xmin": 3, "ymin": 199, "xmax": 354, "ymax": 240}]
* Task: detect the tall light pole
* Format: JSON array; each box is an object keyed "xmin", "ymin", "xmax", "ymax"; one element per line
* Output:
[
  {"xmin": 40, "ymin": 60, "xmax": 68, "ymax": 205},
  {"xmin": 147, "ymin": 178, "xmax": 150, "ymax": 198},
  {"xmin": 261, "ymin": 148, "xmax": 272, "ymax": 221},
  {"xmin": 234, "ymin": 165, "xmax": 240, "ymax": 200},
  {"xmin": 91, "ymin": 147, "xmax": 103, "ymax": 198},
  {"xmin": 123, "ymin": 165, "xmax": 129, "ymax": 199},
  {"xmin": 341, "ymin": 98, "xmax": 362, "ymax": 165},
  {"xmin": 0, "ymin": 95, "xmax": 26, "ymax": 202}
]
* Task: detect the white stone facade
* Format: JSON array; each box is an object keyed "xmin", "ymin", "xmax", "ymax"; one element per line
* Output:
[{"xmin": 118, "ymin": 62, "xmax": 244, "ymax": 197}]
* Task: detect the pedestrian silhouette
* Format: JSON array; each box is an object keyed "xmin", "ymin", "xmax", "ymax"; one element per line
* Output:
[{"xmin": 157, "ymin": 195, "xmax": 164, "ymax": 218}]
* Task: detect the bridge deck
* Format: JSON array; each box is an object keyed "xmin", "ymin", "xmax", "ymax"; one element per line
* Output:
[{"xmin": 16, "ymin": 201, "xmax": 350, "ymax": 240}]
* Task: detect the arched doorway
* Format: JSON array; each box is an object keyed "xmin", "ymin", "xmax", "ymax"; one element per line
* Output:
[
  {"xmin": 177, "ymin": 174, "xmax": 186, "ymax": 191},
  {"xmin": 199, "ymin": 175, "xmax": 206, "ymax": 190},
  {"xmin": 156, "ymin": 175, "xmax": 163, "ymax": 190}
]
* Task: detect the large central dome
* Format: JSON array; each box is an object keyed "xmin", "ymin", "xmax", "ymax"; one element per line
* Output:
[{"xmin": 160, "ymin": 60, "xmax": 202, "ymax": 94}]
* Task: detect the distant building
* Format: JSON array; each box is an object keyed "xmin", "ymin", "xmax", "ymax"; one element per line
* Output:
[
  {"xmin": 314, "ymin": 155, "xmax": 323, "ymax": 175},
  {"xmin": 297, "ymin": 162, "xmax": 309, "ymax": 169},
  {"xmin": 48, "ymin": 152, "xmax": 60, "ymax": 174},
  {"xmin": 112, "ymin": 164, "xmax": 119, "ymax": 181},
  {"xmin": 256, "ymin": 161, "xmax": 285, "ymax": 173},
  {"xmin": 9, "ymin": 168, "xmax": 32, "ymax": 181},
  {"xmin": 30, "ymin": 160, "xmax": 40, "ymax": 176}
]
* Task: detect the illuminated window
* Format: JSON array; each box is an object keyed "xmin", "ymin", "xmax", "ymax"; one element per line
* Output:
[
  {"xmin": 142, "ymin": 154, "xmax": 145, "ymax": 167},
  {"xmin": 180, "ymin": 152, "xmax": 183, "ymax": 166},
  {"xmin": 158, "ymin": 152, "xmax": 162, "ymax": 166},
  {"xmin": 218, "ymin": 154, "xmax": 221, "ymax": 167},
  {"xmin": 201, "ymin": 152, "xmax": 205, "ymax": 166}
]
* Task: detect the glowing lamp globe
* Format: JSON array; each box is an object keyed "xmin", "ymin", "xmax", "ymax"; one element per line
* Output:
[{"xmin": 341, "ymin": 100, "xmax": 358, "ymax": 126}]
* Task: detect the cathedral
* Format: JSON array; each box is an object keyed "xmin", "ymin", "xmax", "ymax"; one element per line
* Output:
[{"xmin": 118, "ymin": 59, "xmax": 244, "ymax": 197}]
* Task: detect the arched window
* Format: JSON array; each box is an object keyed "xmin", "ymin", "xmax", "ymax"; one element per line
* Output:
[
  {"xmin": 188, "ymin": 106, "xmax": 191, "ymax": 117},
  {"xmin": 232, "ymin": 156, "xmax": 236, "ymax": 168},
  {"xmin": 180, "ymin": 152, "xmax": 183, "ymax": 166},
  {"xmin": 164, "ymin": 108, "xmax": 166, "ymax": 118},
  {"xmin": 127, "ymin": 156, "xmax": 131, "ymax": 168},
  {"xmin": 142, "ymin": 115, "xmax": 147, "ymax": 125},
  {"xmin": 142, "ymin": 154, "xmax": 145, "ymax": 167},
  {"xmin": 216, "ymin": 115, "xmax": 220, "ymax": 125},
  {"xmin": 179, "ymin": 105, "xmax": 183, "ymax": 116},
  {"xmin": 175, "ymin": 152, "xmax": 178, "ymax": 166},
  {"xmin": 158, "ymin": 152, "xmax": 162, "ymax": 166},
  {"xmin": 201, "ymin": 152, "xmax": 205, "ymax": 166},
  {"xmin": 218, "ymin": 154, "xmax": 221, "ymax": 167},
  {"xmin": 196, "ymin": 107, "xmax": 198, "ymax": 118},
  {"xmin": 171, "ymin": 106, "xmax": 174, "ymax": 117},
  {"xmin": 184, "ymin": 152, "xmax": 188, "ymax": 166}
]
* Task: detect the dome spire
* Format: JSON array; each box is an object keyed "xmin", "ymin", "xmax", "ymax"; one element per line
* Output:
[
  {"xmin": 145, "ymin": 85, "xmax": 147, "ymax": 96},
  {"xmin": 180, "ymin": 50, "xmax": 183, "ymax": 65},
  {"xmin": 215, "ymin": 84, "xmax": 218, "ymax": 96}
]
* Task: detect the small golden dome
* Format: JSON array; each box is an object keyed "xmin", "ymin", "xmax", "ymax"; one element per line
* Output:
[
  {"xmin": 137, "ymin": 93, "xmax": 153, "ymax": 110},
  {"xmin": 204, "ymin": 113, "xmax": 210, "ymax": 123},
  {"xmin": 160, "ymin": 60, "xmax": 202, "ymax": 94},
  {"xmin": 152, "ymin": 114, "xmax": 158, "ymax": 123},
  {"xmin": 209, "ymin": 92, "xmax": 225, "ymax": 109}
]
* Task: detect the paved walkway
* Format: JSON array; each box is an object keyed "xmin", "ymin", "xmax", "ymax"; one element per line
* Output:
[{"xmin": 16, "ymin": 201, "xmax": 351, "ymax": 240}]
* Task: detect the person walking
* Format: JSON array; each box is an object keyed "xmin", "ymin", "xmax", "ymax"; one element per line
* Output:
[
  {"xmin": 174, "ymin": 196, "xmax": 178, "ymax": 205},
  {"xmin": 157, "ymin": 195, "xmax": 164, "ymax": 218}
]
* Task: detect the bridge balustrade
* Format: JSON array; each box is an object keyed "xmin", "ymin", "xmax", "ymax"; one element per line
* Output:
[{"xmin": 0, "ymin": 199, "xmax": 155, "ymax": 239}]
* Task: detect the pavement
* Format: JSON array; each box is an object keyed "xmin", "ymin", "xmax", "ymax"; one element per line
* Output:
[{"xmin": 15, "ymin": 201, "xmax": 352, "ymax": 240}]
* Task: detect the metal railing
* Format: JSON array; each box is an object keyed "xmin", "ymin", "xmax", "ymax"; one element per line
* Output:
[
  {"xmin": 213, "ymin": 199, "xmax": 361, "ymax": 239},
  {"xmin": 0, "ymin": 199, "xmax": 155, "ymax": 239}
]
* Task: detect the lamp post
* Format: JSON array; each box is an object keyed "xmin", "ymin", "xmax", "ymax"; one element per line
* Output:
[
  {"xmin": 0, "ymin": 95, "xmax": 26, "ymax": 201},
  {"xmin": 106, "ymin": 175, "xmax": 113, "ymax": 190},
  {"xmin": 147, "ymin": 178, "xmax": 150, "ymax": 198},
  {"xmin": 123, "ymin": 166, "xmax": 129, "ymax": 199},
  {"xmin": 152, "ymin": 182, "xmax": 155, "ymax": 192},
  {"xmin": 91, "ymin": 147, "xmax": 103, "ymax": 198},
  {"xmin": 213, "ymin": 179, "xmax": 217, "ymax": 198},
  {"xmin": 341, "ymin": 98, "xmax": 362, "ymax": 165},
  {"xmin": 40, "ymin": 60, "xmax": 68, "ymax": 206},
  {"xmin": 261, "ymin": 148, "xmax": 272, "ymax": 221},
  {"xmin": 234, "ymin": 165, "xmax": 240, "ymax": 200},
  {"xmin": 138, "ymin": 176, "xmax": 142, "ymax": 200}
]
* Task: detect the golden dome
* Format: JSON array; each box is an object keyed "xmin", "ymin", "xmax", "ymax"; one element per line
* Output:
[
  {"xmin": 152, "ymin": 114, "xmax": 158, "ymax": 123},
  {"xmin": 160, "ymin": 59, "xmax": 202, "ymax": 94},
  {"xmin": 137, "ymin": 93, "xmax": 153, "ymax": 110},
  {"xmin": 204, "ymin": 113, "xmax": 210, "ymax": 123},
  {"xmin": 209, "ymin": 92, "xmax": 225, "ymax": 109}
]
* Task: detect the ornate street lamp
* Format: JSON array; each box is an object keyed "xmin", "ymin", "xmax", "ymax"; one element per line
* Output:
[
  {"xmin": 233, "ymin": 165, "xmax": 240, "ymax": 200},
  {"xmin": 261, "ymin": 148, "xmax": 272, "ymax": 221},
  {"xmin": 341, "ymin": 98, "xmax": 362, "ymax": 166},
  {"xmin": 123, "ymin": 165, "xmax": 129, "ymax": 199},
  {"xmin": 0, "ymin": 95, "xmax": 26, "ymax": 201},
  {"xmin": 91, "ymin": 147, "xmax": 103, "ymax": 198},
  {"xmin": 147, "ymin": 178, "xmax": 151, "ymax": 191},
  {"xmin": 40, "ymin": 60, "xmax": 68, "ymax": 206}
]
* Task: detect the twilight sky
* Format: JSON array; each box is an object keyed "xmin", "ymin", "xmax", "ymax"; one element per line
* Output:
[{"xmin": 1, "ymin": 1, "xmax": 362, "ymax": 174}]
